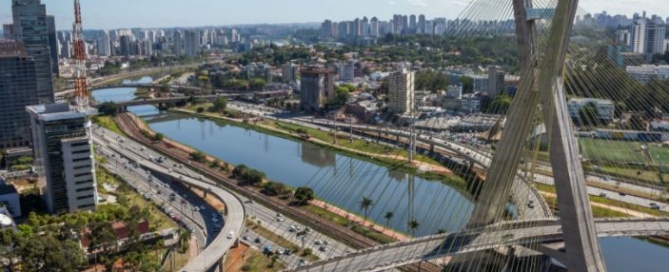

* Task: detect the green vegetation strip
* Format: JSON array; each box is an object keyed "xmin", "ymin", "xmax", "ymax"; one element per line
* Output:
[
  {"xmin": 93, "ymin": 115, "xmax": 127, "ymax": 137},
  {"xmin": 303, "ymin": 205, "xmax": 397, "ymax": 244}
]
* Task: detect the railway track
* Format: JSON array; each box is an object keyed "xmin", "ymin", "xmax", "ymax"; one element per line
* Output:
[{"xmin": 115, "ymin": 113, "xmax": 442, "ymax": 272}]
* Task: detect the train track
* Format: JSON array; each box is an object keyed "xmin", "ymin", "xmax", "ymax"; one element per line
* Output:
[{"xmin": 115, "ymin": 113, "xmax": 442, "ymax": 272}]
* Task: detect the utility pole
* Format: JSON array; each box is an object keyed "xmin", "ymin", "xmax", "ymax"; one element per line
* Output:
[{"xmin": 349, "ymin": 115, "xmax": 354, "ymax": 143}]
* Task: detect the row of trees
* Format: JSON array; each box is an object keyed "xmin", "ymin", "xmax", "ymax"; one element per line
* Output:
[
  {"xmin": 232, "ymin": 164, "xmax": 267, "ymax": 186},
  {"xmin": 358, "ymin": 197, "xmax": 420, "ymax": 236}
]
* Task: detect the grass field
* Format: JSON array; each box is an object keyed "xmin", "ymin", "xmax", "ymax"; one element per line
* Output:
[
  {"xmin": 647, "ymin": 144, "xmax": 669, "ymax": 164},
  {"xmin": 578, "ymin": 138, "xmax": 647, "ymax": 164}
]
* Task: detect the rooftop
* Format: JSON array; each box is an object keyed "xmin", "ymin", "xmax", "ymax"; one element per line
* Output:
[{"xmin": 26, "ymin": 103, "xmax": 97, "ymax": 122}]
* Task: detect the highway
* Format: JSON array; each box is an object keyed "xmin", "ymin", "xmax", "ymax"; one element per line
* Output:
[
  {"xmin": 92, "ymin": 127, "xmax": 245, "ymax": 272},
  {"xmin": 93, "ymin": 126, "xmax": 362, "ymax": 270},
  {"xmin": 290, "ymin": 217, "xmax": 669, "ymax": 272}
]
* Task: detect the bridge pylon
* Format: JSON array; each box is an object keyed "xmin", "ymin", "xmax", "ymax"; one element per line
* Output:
[{"xmin": 468, "ymin": 0, "xmax": 606, "ymax": 271}]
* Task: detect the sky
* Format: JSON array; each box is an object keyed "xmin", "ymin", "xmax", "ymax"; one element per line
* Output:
[{"xmin": 1, "ymin": 0, "xmax": 668, "ymax": 30}]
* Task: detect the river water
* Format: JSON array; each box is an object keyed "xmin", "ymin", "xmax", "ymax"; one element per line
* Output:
[{"xmin": 92, "ymin": 83, "xmax": 669, "ymax": 271}]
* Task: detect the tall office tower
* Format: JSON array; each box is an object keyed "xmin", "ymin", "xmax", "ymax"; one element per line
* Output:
[
  {"xmin": 184, "ymin": 30, "xmax": 201, "ymax": 57},
  {"xmin": 331, "ymin": 22, "xmax": 339, "ymax": 39},
  {"xmin": 321, "ymin": 20, "xmax": 333, "ymax": 38},
  {"xmin": 98, "ymin": 30, "xmax": 111, "ymax": 56},
  {"xmin": 108, "ymin": 29, "xmax": 118, "ymax": 43},
  {"xmin": 0, "ymin": 42, "xmax": 39, "ymax": 149},
  {"xmin": 46, "ymin": 15, "xmax": 58, "ymax": 77},
  {"xmin": 370, "ymin": 17, "xmax": 379, "ymax": 37},
  {"xmin": 361, "ymin": 17, "xmax": 370, "ymax": 38},
  {"xmin": 388, "ymin": 67, "xmax": 415, "ymax": 114},
  {"xmin": 338, "ymin": 21, "xmax": 350, "ymax": 39},
  {"xmin": 402, "ymin": 15, "xmax": 409, "ymax": 33},
  {"xmin": 353, "ymin": 18, "xmax": 361, "ymax": 37},
  {"xmin": 300, "ymin": 66, "xmax": 335, "ymax": 111},
  {"xmin": 119, "ymin": 35, "xmax": 132, "ymax": 57},
  {"xmin": 2, "ymin": 24, "xmax": 13, "ymax": 39},
  {"xmin": 61, "ymin": 40, "xmax": 72, "ymax": 58},
  {"xmin": 27, "ymin": 103, "xmax": 98, "ymax": 214},
  {"xmin": 409, "ymin": 15, "xmax": 417, "ymax": 31},
  {"xmin": 12, "ymin": 0, "xmax": 55, "ymax": 104},
  {"xmin": 173, "ymin": 30, "xmax": 183, "ymax": 56},
  {"xmin": 487, "ymin": 66, "xmax": 505, "ymax": 98},
  {"xmin": 230, "ymin": 29, "xmax": 238, "ymax": 42},
  {"xmin": 418, "ymin": 14, "xmax": 426, "ymax": 34},
  {"xmin": 393, "ymin": 14, "xmax": 403, "ymax": 34}
]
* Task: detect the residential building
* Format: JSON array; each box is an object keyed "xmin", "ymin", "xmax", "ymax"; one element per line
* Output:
[
  {"xmin": 173, "ymin": 31, "xmax": 183, "ymax": 56},
  {"xmin": 461, "ymin": 93, "xmax": 483, "ymax": 113},
  {"xmin": 567, "ymin": 98, "xmax": 616, "ymax": 122},
  {"xmin": 300, "ymin": 66, "xmax": 335, "ymax": 111},
  {"xmin": 418, "ymin": 15, "xmax": 427, "ymax": 34},
  {"xmin": 119, "ymin": 35, "xmax": 133, "ymax": 57},
  {"xmin": 12, "ymin": 0, "xmax": 55, "ymax": 104},
  {"xmin": 626, "ymin": 65, "xmax": 669, "ymax": 83},
  {"xmin": 339, "ymin": 60, "xmax": 356, "ymax": 81},
  {"xmin": 387, "ymin": 67, "xmax": 415, "ymax": 114},
  {"xmin": 630, "ymin": 17, "xmax": 667, "ymax": 57},
  {"xmin": 0, "ymin": 42, "xmax": 38, "ymax": 149},
  {"xmin": 321, "ymin": 20, "xmax": 333, "ymax": 38},
  {"xmin": 487, "ymin": 66, "xmax": 505, "ymax": 98},
  {"xmin": 282, "ymin": 62, "xmax": 300, "ymax": 82},
  {"xmin": 27, "ymin": 103, "xmax": 98, "ymax": 214},
  {"xmin": 184, "ymin": 30, "xmax": 201, "ymax": 57},
  {"xmin": 98, "ymin": 30, "xmax": 111, "ymax": 56}
]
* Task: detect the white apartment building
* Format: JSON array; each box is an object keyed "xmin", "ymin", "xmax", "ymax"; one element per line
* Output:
[
  {"xmin": 567, "ymin": 98, "xmax": 616, "ymax": 122},
  {"xmin": 626, "ymin": 65, "xmax": 669, "ymax": 83}
]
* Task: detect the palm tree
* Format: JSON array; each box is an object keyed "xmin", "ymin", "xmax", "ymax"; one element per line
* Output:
[
  {"xmin": 384, "ymin": 211, "xmax": 394, "ymax": 228},
  {"xmin": 359, "ymin": 197, "xmax": 374, "ymax": 223},
  {"xmin": 408, "ymin": 219, "xmax": 420, "ymax": 237}
]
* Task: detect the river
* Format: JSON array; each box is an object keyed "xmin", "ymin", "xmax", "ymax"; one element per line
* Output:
[{"xmin": 92, "ymin": 84, "xmax": 669, "ymax": 271}]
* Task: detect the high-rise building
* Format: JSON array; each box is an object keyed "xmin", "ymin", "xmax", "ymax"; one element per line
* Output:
[
  {"xmin": 119, "ymin": 35, "xmax": 133, "ymax": 57},
  {"xmin": 2, "ymin": 24, "xmax": 13, "ymax": 39},
  {"xmin": 12, "ymin": 0, "xmax": 55, "ymax": 104},
  {"xmin": 370, "ymin": 17, "xmax": 380, "ymax": 37},
  {"xmin": 645, "ymin": 18, "xmax": 666, "ymax": 56},
  {"xmin": 173, "ymin": 31, "xmax": 183, "ymax": 56},
  {"xmin": 388, "ymin": 67, "xmax": 415, "ymax": 114},
  {"xmin": 487, "ymin": 66, "xmax": 505, "ymax": 98},
  {"xmin": 300, "ymin": 66, "xmax": 335, "ymax": 111},
  {"xmin": 339, "ymin": 60, "xmax": 356, "ymax": 81},
  {"xmin": 142, "ymin": 40, "xmax": 153, "ymax": 56},
  {"xmin": 46, "ymin": 15, "xmax": 58, "ymax": 77},
  {"xmin": 282, "ymin": 62, "xmax": 299, "ymax": 82},
  {"xmin": 0, "ymin": 42, "xmax": 38, "ymax": 149},
  {"xmin": 418, "ymin": 15, "xmax": 426, "ymax": 34},
  {"xmin": 98, "ymin": 30, "xmax": 111, "ymax": 56},
  {"xmin": 409, "ymin": 15, "xmax": 417, "ymax": 31},
  {"xmin": 60, "ymin": 40, "xmax": 71, "ymax": 59},
  {"xmin": 184, "ymin": 30, "xmax": 201, "ymax": 57},
  {"xmin": 321, "ymin": 20, "xmax": 333, "ymax": 38},
  {"xmin": 27, "ymin": 103, "xmax": 98, "ymax": 214}
]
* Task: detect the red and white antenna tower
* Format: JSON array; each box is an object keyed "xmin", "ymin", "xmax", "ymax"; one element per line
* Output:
[{"xmin": 72, "ymin": 0, "xmax": 89, "ymax": 112}]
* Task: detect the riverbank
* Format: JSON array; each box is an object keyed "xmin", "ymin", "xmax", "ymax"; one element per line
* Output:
[{"xmin": 169, "ymin": 107, "xmax": 468, "ymax": 190}]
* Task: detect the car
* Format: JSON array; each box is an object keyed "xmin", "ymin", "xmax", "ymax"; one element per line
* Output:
[
  {"xmin": 276, "ymin": 217, "xmax": 284, "ymax": 222},
  {"xmin": 527, "ymin": 202, "xmax": 535, "ymax": 209},
  {"xmin": 242, "ymin": 235, "xmax": 249, "ymax": 240},
  {"xmin": 211, "ymin": 212, "xmax": 219, "ymax": 218},
  {"xmin": 254, "ymin": 237, "xmax": 261, "ymax": 243},
  {"xmin": 319, "ymin": 246, "xmax": 327, "ymax": 252},
  {"xmin": 299, "ymin": 259, "xmax": 305, "ymax": 265},
  {"xmin": 193, "ymin": 206, "xmax": 199, "ymax": 212},
  {"xmin": 211, "ymin": 217, "xmax": 219, "ymax": 223},
  {"xmin": 227, "ymin": 231, "xmax": 234, "ymax": 239},
  {"xmin": 502, "ymin": 233, "xmax": 514, "ymax": 239},
  {"xmin": 314, "ymin": 239, "xmax": 322, "ymax": 245},
  {"xmin": 323, "ymin": 240, "xmax": 329, "ymax": 245},
  {"xmin": 599, "ymin": 193, "xmax": 607, "ymax": 198},
  {"xmin": 650, "ymin": 203, "xmax": 660, "ymax": 210},
  {"xmin": 283, "ymin": 249, "xmax": 292, "ymax": 255},
  {"xmin": 619, "ymin": 192, "xmax": 626, "ymax": 196},
  {"xmin": 289, "ymin": 225, "xmax": 297, "ymax": 232}
]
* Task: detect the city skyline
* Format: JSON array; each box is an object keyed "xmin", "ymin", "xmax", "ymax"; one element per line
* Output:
[{"xmin": 1, "ymin": 0, "xmax": 668, "ymax": 30}]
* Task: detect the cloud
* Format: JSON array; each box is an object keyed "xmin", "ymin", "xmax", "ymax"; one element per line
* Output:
[
  {"xmin": 388, "ymin": 1, "xmax": 396, "ymax": 5},
  {"xmin": 408, "ymin": 0, "xmax": 428, "ymax": 7}
]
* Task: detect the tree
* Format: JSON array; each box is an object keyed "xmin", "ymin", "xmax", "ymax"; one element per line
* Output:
[
  {"xmin": 154, "ymin": 133, "xmax": 165, "ymax": 141},
  {"xmin": 384, "ymin": 211, "xmax": 394, "ymax": 227},
  {"xmin": 159, "ymin": 83, "xmax": 170, "ymax": 93},
  {"xmin": 460, "ymin": 76, "xmax": 474, "ymax": 93},
  {"xmin": 487, "ymin": 94, "xmax": 512, "ymax": 114},
  {"xmin": 98, "ymin": 101, "xmax": 119, "ymax": 116},
  {"xmin": 293, "ymin": 187, "xmax": 314, "ymax": 206},
  {"xmin": 359, "ymin": 197, "xmax": 374, "ymax": 222},
  {"xmin": 578, "ymin": 102, "xmax": 599, "ymax": 128},
  {"xmin": 249, "ymin": 78, "xmax": 267, "ymax": 90},
  {"xmin": 629, "ymin": 114, "xmax": 647, "ymax": 131},
  {"xmin": 212, "ymin": 96, "xmax": 228, "ymax": 112},
  {"xmin": 408, "ymin": 219, "xmax": 420, "ymax": 236},
  {"xmin": 190, "ymin": 151, "xmax": 207, "ymax": 163}
]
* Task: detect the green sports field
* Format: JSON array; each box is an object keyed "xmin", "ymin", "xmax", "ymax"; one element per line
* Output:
[{"xmin": 578, "ymin": 138, "xmax": 648, "ymax": 164}]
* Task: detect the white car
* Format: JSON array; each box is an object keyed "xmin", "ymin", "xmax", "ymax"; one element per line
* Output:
[
  {"xmin": 212, "ymin": 217, "xmax": 219, "ymax": 223},
  {"xmin": 227, "ymin": 231, "xmax": 234, "ymax": 239}
]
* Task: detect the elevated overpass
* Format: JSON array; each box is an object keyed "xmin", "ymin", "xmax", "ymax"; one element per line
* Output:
[
  {"xmin": 290, "ymin": 217, "xmax": 669, "ymax": 272},
  {"xmin": 93, "ymin": 131, "xmax": 245, "ymax": 272}
]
